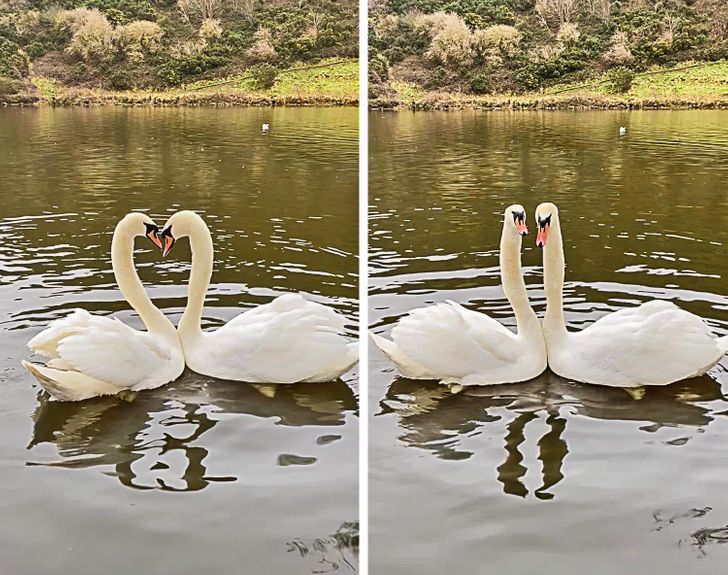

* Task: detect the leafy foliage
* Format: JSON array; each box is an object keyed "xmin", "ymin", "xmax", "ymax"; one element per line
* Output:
[
  {"xmin": 370, "ymin": 0, "xmax": 727, "ymax": 95},
  {"xmin": 0, "ymin": 0, "xmax": 357, "ymax": 89}
]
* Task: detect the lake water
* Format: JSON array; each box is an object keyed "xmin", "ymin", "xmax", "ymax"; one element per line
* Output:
[
  {"xmin": 0, "ymin": 107, "xmax": 358, "ymax": 574},
  {"xmin": 369, "ymin": 110, "xmax": 728, "ymax": 574}
]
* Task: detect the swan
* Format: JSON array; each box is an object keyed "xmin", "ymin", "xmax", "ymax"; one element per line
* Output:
[
  {"xmin": 158, "ymin": 210, "xmax": 358, "ymax": 383},
  {"xmin": 535, "ymin": 201, "xmax": 728, "ymax": 387},
  {"xmin": 22, "ymin": 213, "xmax": 185, "ymax": 401},
  {"xmin": 371, "ymin": 204, "xmax": 547, "ymax": 386}
]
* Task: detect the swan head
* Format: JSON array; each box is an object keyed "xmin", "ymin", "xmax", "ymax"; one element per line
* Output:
[
  {"xmin": 505, "ymin": 204, "xmax": 528, "ymax": 237},
  {"xmin": 120, "ymin": 212, "xmax": 163, "ymax": 250},
  {"xmin": 160, "ymin": 210, "xmax": 205, "ymax": 257},
  {"xmin": 535, "ymin": 202, "xmax": 558, "ymax": 248}
]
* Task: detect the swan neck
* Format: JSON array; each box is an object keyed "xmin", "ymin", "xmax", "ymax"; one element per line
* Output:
[
  {"xmin": 543, "ymin": 217, "xmax": 567, "ymax": 337},
  {"xmin": 500, "ymin": 228, "xmax": 540, "ymax": 338},
  {"xmin": 179, "ymin": 217, "xmax": 213, "ymax": 339},
  {"xmin": 111, "ymin": 223, "xmax": 175, "ymax": 338}
]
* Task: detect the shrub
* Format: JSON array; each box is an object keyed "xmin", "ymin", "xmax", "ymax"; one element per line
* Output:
[
  {"xmin": 59, "ymin": 8, "xmax": 115, "ymax": 64},
  {"xmin": 603, "ymin": 31, "xmax": 634, "ymax": 66},
  {"xmin": 0, "ymin": 76, "xmax": 22, "ymax": 95},
  {"xmin": 556, "ymin": 22, "xmax": 580, "ymax": 44},
  {"xmin": 198, "ymin": 18, "xmax": 222, "ymax": 42},
  {"xmin": 249, "ymin": 62, "xmax": 277, "ymax": 89},
  {"xmin": 603, "ymin": 66, "xmax": 635, "ymax": 94},
  {"xmin": 0, "ymin": 37, "xmax": 30, "ymax": 78},
  {"xmin": 424, "ymin": 12, "xmax": 474, "ymax": 67},
  {"xmin": 247, "ymin": 27, "xmax": 276, "ymax": 62},
  {"xmin": 535, "ymin": 0, "xmax": 578, "ymax": 30},
  {"xmin": 115, "ymin": 20, "xmax": 163, "ymax": 62},
  {"xmin": 472, "ymin": 24, "xmax": 522, "ymax": 62}
]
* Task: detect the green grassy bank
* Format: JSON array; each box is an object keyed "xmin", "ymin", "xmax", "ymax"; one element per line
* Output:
[
  {"xmin": 1, "ymin": 59, "xmax": 358, "ymax": 106},
  {"xmin": 371, "ymin": 60, "xmax": 728, "ymax": 110}
]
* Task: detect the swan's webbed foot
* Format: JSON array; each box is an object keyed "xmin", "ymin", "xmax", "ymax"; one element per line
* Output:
[
  {"xmin": 117, "ymin": 389, "xmax": 137, "ymax": 403},
  {"xmin": 447, "ymin": 383, "xmax": 464, "ymax": 395},
  {"xmin": 624, "ymin": 386, "xmax": 646, "ymax": 401}
]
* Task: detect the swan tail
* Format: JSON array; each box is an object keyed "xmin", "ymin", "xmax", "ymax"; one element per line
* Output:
[
  {"xmin": 369, "ymin": 331, "xmax": 435, "ymax": 380},
  {"xmin": 718, "ymin": 335, "xmax": 728, "ymax": 355},
  {"xmin": 303, "ymin": 341, "xmax": 359, "ymax": 383},
  {"xmin": 22, "ymin": 360, "xmax": 120, "ymax": 402}
]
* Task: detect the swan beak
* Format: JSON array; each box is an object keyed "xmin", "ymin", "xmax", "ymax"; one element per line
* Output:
[
  {"xmin": 147, "ymin": 230, "xmax": 163, "ymax": 249},
  {"xmin": 536, "ymin": 225, "xmax": 549, "ymax": 248},
  {"xmin": 162, "ymin": 234, "xmax": 175, "ymax": 257},
  {"xmin": 512, "ymin": 211, "xmax": 527, "ymax": 236}
]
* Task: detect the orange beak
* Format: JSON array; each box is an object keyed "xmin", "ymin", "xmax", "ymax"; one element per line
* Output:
[
  {"xmin": 515, "ymin": 220, "xmax": 528, "ymax": 236},
  {"xmin": 146, "ymin": 229, "xmax": 163, "ymax": 250},
  {"xmin": 536, "ymin": 224, "xmax": 549, "ymax": 248},
  {"xmin": 162, "ymin": 234, "xmax": 175, "ymax": 257}
]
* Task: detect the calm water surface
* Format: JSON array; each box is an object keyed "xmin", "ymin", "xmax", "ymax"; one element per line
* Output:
[
  {"xmin": 369, "ymin": 110, "xmax": 728, "ymax": 575},
  {"xmin": 0, "ymin": 107, "xmax": 358, "ymax": 574}
]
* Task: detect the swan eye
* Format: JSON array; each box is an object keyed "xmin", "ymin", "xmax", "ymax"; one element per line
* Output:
[
  {"xmin": 144, "ymin": 223, "xmax": 163, "ymax": 249},
  {"xmin": 537, "ymin": 214, "xmax": 552, "ymax": 230},
  {"xmin": 511, "ymin": 210, "xmax": 525, "ymax": 224}
]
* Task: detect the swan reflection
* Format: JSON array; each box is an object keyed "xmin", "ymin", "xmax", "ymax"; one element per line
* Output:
[
  {"xmin": 27, "ymin": 371, "xmax": 357, "ymax": 491},
  {"xmin": 381, "ymin": 371, "xmax": 726, "ymax": 499}
]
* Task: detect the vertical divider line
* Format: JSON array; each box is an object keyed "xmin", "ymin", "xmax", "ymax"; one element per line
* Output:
[{"xmin": 358, "ymin": 0, "xmax": 369, "ymax": 572}]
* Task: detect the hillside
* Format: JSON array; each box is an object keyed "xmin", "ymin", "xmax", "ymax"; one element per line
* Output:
[
  {"xmin": 369, "ymin": 0, "xmax": 728, "ymax": 105},
  {"xmin": 0, "ymin": 0, "xmax": 357, "ymax": 101}
]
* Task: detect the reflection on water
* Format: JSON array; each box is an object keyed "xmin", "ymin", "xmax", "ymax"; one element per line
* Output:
[
  {"xmin": 28, "ymin": 373, "xmax": 355, "ymax": 492},
  {"xmin": 0, "ymin": 107, "xmax": 357, "ymax": 574},
  {"xmin": 287, "ymin": 521, "xmax": 359, "ymax": 573},
  {"xmin": 370, "ymin": 110, "xmax": 728, "ymax": 574},
  {"xmin": 381, "ymin": 373, "xmax": 726, "ymax": 500}
]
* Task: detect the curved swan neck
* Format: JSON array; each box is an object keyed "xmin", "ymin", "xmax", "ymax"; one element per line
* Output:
[
  {"xmin": 542, "ymin": 216, "xmax": 567, "ymax": 338},
  {"xmin": 178, "ymin": 214, "xmax": 214, "ymax": 339},
  {"xmin": 500, "ymin": 226, "xmax": 540, "ymax": 337},
  {"xmin": 111, "ymin": 220, "xmax": 176, "ymax": 338}
]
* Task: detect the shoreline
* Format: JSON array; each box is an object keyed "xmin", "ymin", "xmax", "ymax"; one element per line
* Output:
[
  {"xmin": 0, "ymin": 92, "xmax": 358, "ymax": 108},
  {"xmin": 368, "ymin": 95, "xmax": 728, "ymax": 111}
]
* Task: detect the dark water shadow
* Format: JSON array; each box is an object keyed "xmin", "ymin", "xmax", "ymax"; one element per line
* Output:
[
  {"xmin": 287, "ymin": 521, "xmax": 359, "ymax": 573},
  {"xmin": 380, "ymin": 371, "xmax": 727, "ymax": 500},
  {"xmin": 27, "ymin": 370, "xmax": 357, "ymax": 491}
]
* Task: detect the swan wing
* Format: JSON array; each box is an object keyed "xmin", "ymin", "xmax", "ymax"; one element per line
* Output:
[
  {"xmin": 30, "ymin": 310, "xmax": 173, "ymax": 389},
  {"xmin": 391, "ymin": 301, "xmax": 522, "ymax": 379},
  {"xmin": 577, "ymin": 300, "xmax": 723, "ymax": 384},
  {"xmin": 208, "ymin": 294, "xmax": 356, "ymax": 383}
]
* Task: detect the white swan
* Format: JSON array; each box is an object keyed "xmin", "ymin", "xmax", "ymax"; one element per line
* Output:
[
  {"xmin": 159, "ymin": 210, "xmax": 358, "ymax": 383},
  {"xmin": 23, "ymin": 213, "xmax": 185, "ymax": 401},
  {"xmin": 371, "ymin": 204, "xmax": 547, "ymax": 386},
  {"xmin": 536, "ymin": 201, "xmax": 728, "ymax": 387}
]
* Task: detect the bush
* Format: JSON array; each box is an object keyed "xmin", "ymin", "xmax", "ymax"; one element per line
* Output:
[
  {"xmin": 247, "ymin": 27, "xmax": 276, "ymax": 62},
  {"xmin": 115, "ymin": 20, "xmax": 163, "ymax": 62},
  {"xmin": 472, "ymin": 24, "xmax": 522, "ymax": 63},
  {"xmin": 249, "ymin": 63, "xmax": 277, "ymax": 89},
  {"xmin": 603, "ymin": 67, "xmax": 635, "ymax": 94},
  {"xmin": 0, "ymin": 76, "xmax": 22, "ymax": 96},
  {"xmin": 0, "ymin": 37, "xmax": 30, "ymax": 78},
  {"xmin": 423, "ymin": 12, "xmax": 474, "ymax": 67},
  {"xmin": 59, "ymin": 8, "xmax": 116, "ymax": 64}
]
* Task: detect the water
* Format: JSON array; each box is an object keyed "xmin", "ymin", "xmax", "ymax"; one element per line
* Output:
[
  {"xmin": 369, "ymin": 110, "xmax": 728, "ymax": 574},
  {"xmin": 0, "ymin": 107, "xmax": 358, "ymax": 574}
]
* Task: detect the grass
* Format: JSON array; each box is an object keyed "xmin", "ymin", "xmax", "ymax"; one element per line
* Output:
[
  {"xmin": 376, "ymin": 60, "xmax": 728, "ymax": 110},
  {"xmin": 6, "ymin": 59, "xmax": 358, "ymax": 106}
]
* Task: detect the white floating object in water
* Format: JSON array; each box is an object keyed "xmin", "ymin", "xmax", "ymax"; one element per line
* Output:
[
  {"xmin": 619, "ymin": 126, "xmax": 627, "ymax": 136},
  {"xmin": 262, "ymin": 123, "xmax": 270, "ymax": 132}
]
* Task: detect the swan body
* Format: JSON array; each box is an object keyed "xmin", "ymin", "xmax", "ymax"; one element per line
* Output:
[
  {"xmin": 23, "ymin": 213, "xmax": 185, "ymax": 401},
  {"xmin": 536, "ymin": 202, "xmax": 728, "ymax": 387},
  {"xmin": 160, "ymin": 210, "xmax": 357, "ymax": 383},
  {"xmin": 371, "ymin": 204, "xmax": 547, "ymax": 386}
]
